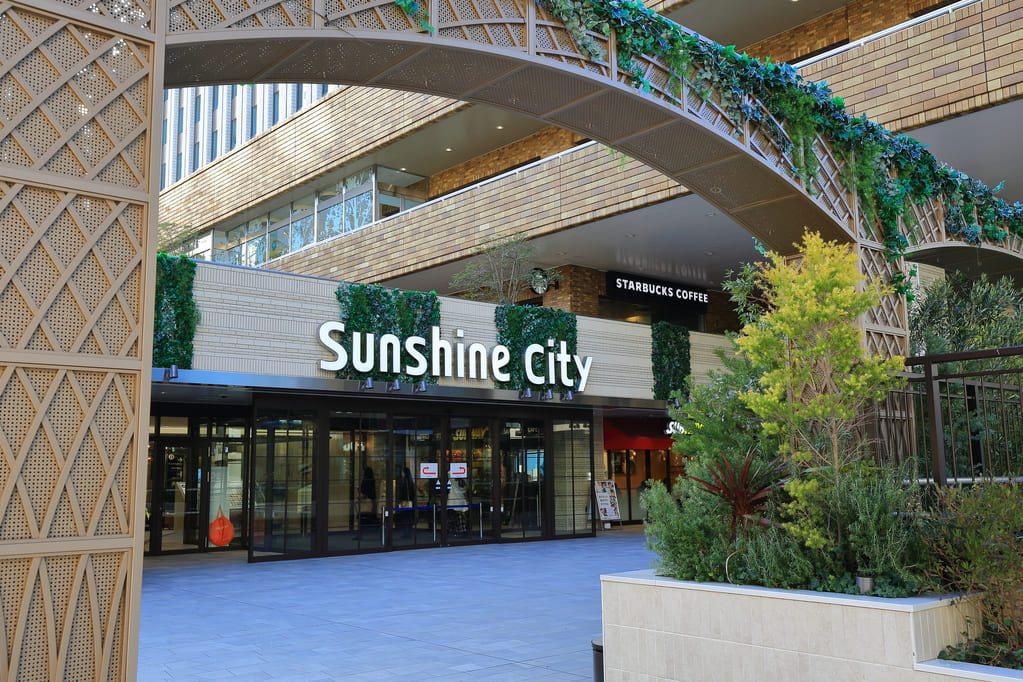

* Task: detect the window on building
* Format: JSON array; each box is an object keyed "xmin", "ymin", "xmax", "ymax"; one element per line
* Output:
[
  {"xmin": 208, "ymin": 166, "xmax": 427, "ymax": 267},
  {"xmin": 194, "ymin": 95, "xmax": 201, "ymax": 122},
  {"xmin": 290, "ymin": 193, "xmax": 316, "ymax": 252},
  {"xmin": 271, "ymin": 87, "xmax": 280, "ymax": 126},
  {"xmin": 249, "ymin": 103, "xmax": 257, "ymax": 137},
  {"xmin": 229, "ymin": 118, "xmax": 237, "ymax": 150},
  {"xmin": 267, "ymin": 205, "xmax": 290, "ymax": 260},
  {"xmin": 192, "ymin": 142, "xmax": 200, "ymax": 171},
  {"xmin": 211, "ymin": 130, "xmax": 219, "ymax": 162}
]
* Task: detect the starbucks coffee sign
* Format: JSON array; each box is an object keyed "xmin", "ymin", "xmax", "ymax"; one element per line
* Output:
[
  {"xmin": 607, "ymin": 271, "xmax": 708, "ymax": 309},
  {"xmin": 317, "ymin": 322, "xmax": 593, "ymax": 391}
]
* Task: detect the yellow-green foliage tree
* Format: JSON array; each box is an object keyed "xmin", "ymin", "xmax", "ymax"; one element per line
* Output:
[{"xmin": 735, "ymin": 232, "xmax": 905, "ymax": 477}]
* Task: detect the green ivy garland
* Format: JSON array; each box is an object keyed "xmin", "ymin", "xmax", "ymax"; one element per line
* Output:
[
  {"xmin": 334, "ymin": 283, "xmax": 441, "ymax": 382},
  {"xmin": 494, "ymin": 305, "xmax": 578, "ymax": 391},
  {"xmin": 153, "ymin": 253, "xmax": 199, "ymax": 369},
  {"xmin": 397, "ymin": 0, "xmax": 1023, "ymax": 295},
  {"xmin": 651, "ymin": 321, "xmax": 691, "ymax": 401}
]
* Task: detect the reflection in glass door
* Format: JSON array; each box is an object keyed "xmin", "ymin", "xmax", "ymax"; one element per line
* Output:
[
  {"xmin": 148, "ymin": 440, "xmax": 200, "ymax": 553},
  {"xmin": 252, "ymin": 410, "xmax": 316, "ymax": 558},
  {"xmin": 208, "ymin": 419, "xmax": 248, "ymax": 549},
  {"xmin": 447, "ymin": 417, "xmax": 493, "ymax": 544},
  {"xmin": 327, "ymin": 411, "xmax": 388, "ymax": 553},
  {"xmin": 501, "ymin": 420, "xmax": 545, "ymax": 539},
  {"xmin": 391, "ymin": 416, "xmax": 440, "ymax": 548}
]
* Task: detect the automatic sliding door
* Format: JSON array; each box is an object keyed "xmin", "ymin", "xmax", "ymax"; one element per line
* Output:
[
  {"xmin": 327, "ymin": 412, "xmax": 388, "ymax": 552},
  {"xmin": 252, "ymin": 410, "xmax": 316, "ymax": 558},
  {"xmin": 391, "ymin": 416, "xmax": 440, "ymax": 548},
  {"xmin": 500, "ymin": 420, "xmax": 544, "ymax": 539},
  {"xmin": 448, "ymin": 418, "xmax": 493, "ymax": 544}
]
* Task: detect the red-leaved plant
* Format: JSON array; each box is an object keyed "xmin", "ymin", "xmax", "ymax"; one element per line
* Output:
[{"xmin": 688, "ymin": 452, "xmax": 786, "ymax": 541}]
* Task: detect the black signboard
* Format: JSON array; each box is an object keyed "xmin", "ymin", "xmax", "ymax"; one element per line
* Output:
[{"xmin": 606, "ymin": 271, "xmax": 708, "ymax": 311}]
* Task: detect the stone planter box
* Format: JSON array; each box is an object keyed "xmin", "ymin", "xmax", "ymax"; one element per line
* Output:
[{"xmin": 598, "ymin": 570, "xmax": 1023, "ymax": 681}]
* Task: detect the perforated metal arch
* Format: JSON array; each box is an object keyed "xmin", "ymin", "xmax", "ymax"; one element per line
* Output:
[{"xmin": 162, "ymin": 0, "xmax": 855, "ymax": 253}]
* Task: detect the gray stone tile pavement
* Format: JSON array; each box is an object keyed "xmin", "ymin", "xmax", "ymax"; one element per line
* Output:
[{"xmin": 139, "ymin": 526, "xmax": 653, "ymax": 680}]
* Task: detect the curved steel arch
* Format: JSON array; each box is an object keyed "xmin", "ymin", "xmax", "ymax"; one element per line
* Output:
[{"xmin": 163, "ymin": 0, "xmax": 857, "ymax": 254}]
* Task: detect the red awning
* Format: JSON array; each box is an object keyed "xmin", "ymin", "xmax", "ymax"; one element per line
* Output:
[{"xmin": 603, "ymin": 417, "xmax": 674, "ymax": 450}]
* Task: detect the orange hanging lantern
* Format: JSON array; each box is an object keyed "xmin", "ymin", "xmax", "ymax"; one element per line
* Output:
[{"xmin": 209, "ymin": 506, "xmax": 234, "ymax": 547}]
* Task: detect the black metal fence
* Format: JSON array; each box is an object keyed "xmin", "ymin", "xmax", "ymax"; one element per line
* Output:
[{"xmin": 871, "ymin": 346, "xmax": 1023, "ymax": 484}]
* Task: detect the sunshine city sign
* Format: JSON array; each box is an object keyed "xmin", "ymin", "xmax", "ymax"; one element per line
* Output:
[{"xmin": 317, "ymin": 322, "xmax": 594, "ymax": 391}]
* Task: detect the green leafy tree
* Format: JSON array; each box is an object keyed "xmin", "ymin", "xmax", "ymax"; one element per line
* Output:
[
  {"xmin": 909, "ymin": 272, "xmax": 1023, "ymax": 359},
  {"xmin": 449, "ymin": 234, "xmax": 559, "ymax": 305},
  {"xmin": 734, "ymin": 232, "xmax": 905, "ymax": 475}
]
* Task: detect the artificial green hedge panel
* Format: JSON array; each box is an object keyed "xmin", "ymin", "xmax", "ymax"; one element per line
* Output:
[
  {"xmin": 153, "ymin": 253, "xmax": 199, "ymax": 369},
  {"xmin": 495, "ymin": 305, "xmax": 578, "ymax": 391},
  {"xmin": 651, "ymin": 321, "xmax": 691, "ymax": 400},
  {"xmin": 334, "ymin": 283, "xmax": 441, "ymax": 382}
]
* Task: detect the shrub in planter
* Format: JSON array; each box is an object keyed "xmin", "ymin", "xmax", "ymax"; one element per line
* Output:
[{"xmin": 923, "ymin": 483, "xmax": 1023, "ymax": 670}]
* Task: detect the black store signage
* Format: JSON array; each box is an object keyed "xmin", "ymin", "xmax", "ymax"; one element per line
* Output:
[{"xmin": 606, "ymin": 271, "xmax": 708, "ymax": 311}]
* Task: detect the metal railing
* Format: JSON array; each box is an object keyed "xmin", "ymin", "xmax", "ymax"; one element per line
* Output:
[{"xmin": 871, "ymin": 346, "xmax": 1023, "ymax": 484}]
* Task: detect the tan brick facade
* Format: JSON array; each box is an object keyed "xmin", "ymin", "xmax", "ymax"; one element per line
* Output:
[
  {"xmin": 800, "ymin": 0, "xmax": 1023, "ymax": 130},
  {"xmin": 430, "ymin": 127, "xmax": 586, "ymax": 198},
  {"xmin": 266, "ymin": 145, "xmax": 685, "ymax": 283}
]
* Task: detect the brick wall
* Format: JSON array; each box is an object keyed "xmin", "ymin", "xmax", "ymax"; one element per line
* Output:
[
  {"xmin": 800, "ymin": 0, "xmax": 1023, "ymax": 131},
  {"xmin": 542, "ymin": 265, "xmax": 606, "ymax": 316},
  {"xmin": 745, "ymin": 0, "xmax": 938, "ymax": 63},
  {"xmin": 430, "ymin": 127, "xmax": 586, "ymax": 197},
  {"xmin": 268, "ymin": 144, "xmax": 685, "ymax": 283}
]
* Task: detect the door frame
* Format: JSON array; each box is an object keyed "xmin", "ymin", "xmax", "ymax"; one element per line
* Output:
[{"xmin": 147, "ymin": 435, "xmax": 208, "ymax": 554}]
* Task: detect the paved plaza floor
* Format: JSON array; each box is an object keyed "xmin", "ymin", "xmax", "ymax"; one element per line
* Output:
[{"xmin": 138, "ymin": 526, "xmax": 653, "ymax": 680}]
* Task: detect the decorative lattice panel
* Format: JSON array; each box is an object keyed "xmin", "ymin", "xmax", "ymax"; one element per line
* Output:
[
  {"xmin": 866, "ymin": 329, "xmax": 908, "ymax": 358},
  {"xmin": 0, "ymin": 5, "xmax": 151, "ymax": 189},
  {"xmin": 436, "ymin": 0, "xmax": 527, "ymax": 47},
  {"xmin": 0, "ymin": 552, "xmax": 129, "ymax": 680},
  {"xmin": 0, "ymin": 367, "xmax": 136, "ymax": 540},
  {"xmin": 907, "ymin": 194, "xmax": 945, "ymax": 246},
  {"xmin": 0, "ymin": 182, "xmax": 143, "ymax": 357},
  {"xmin": 860, "ymin": 243, "xmax": 907, "ymax": 335},
  {"xmin": 171, "ymin": 0, "xmax": 313, "ymax": 31},
  {"xmin": 0, "ymin": 3, "xmax": 151, "ymax": 680}
]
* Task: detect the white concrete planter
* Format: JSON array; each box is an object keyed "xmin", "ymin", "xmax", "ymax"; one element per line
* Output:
[{"xmin": 599, "ymin": 570, "xmax": 1023, "ymax": 681}]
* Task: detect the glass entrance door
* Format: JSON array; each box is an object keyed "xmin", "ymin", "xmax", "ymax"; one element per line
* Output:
[
  {"xmin": 446, "ymin": 417, "xmax": 494, "ymax": 544},
  {"xmin": 391, "ymin": 415, "xmax": 440, "ymax": 548},
  {"xmin": 251, "ymin": 410, "xmax": 317, "ymax": 558},
  {"xmin": 147, "ymin": 439, "xmax": 201, "ymax": 553},
  {"xmin": 326, "ymin": 411, "xmax": 389, "ymax": 553},
  {"xmin": 500, "ymin": 420, "xmax": 545, "ymax": 539}
]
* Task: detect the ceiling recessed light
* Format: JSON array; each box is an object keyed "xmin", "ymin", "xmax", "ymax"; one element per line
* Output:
[
  {"xmin": 709, "ymin": 186, "xmax": 722, "ymax": 194},
  {"xmin": 445, "ymin": 147, "xmax": 453, "ymax": 152},
  {"xmin": 496, "ymin": 125, "xmax": 504, "ymax": 130},
  {"xmin": 705, "ymin": 251, "xmax": 714, "ymax": 256},
  {"xmin": 399, "ymin": 167, "xmax": 407, "ymax": 171}
]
